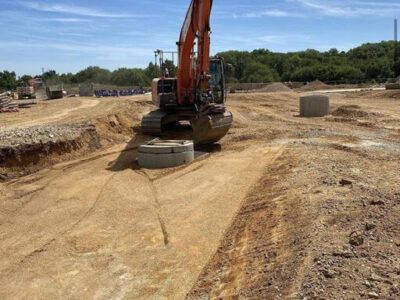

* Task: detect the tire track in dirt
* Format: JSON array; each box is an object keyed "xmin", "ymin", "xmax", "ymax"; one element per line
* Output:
[
  {"xmin": 135, "ymin": 169, "xmax": 170, "ymax": 246},
  {"xmin": 3, "ymin": 172, "xmax": 117, "ymax": 274},
  {"xmin": 5, "ymin": 99, "xmax": 100, "ymax": 129},
  {"xmin": 2, "ymin": 173, "xmax": 117, "ymax": 284}
]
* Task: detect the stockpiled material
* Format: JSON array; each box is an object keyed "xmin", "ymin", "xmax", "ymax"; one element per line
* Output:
[
  {"xmin": 300, "ymin": 95, "xmax": 330, "ymax": 117},
  {"xmin": 261, "ymin": 83, "xmax": 292, "ymax": 93},
  {"xmin": 0, "ymin": 92, "xmax": 18, "ymax": 112},
  {"xmin": 300, "ymin": 80, "xmax": 329, "ymax": 91}
]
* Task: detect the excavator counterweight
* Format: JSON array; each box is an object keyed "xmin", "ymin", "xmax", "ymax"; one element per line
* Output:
[{"xmin": 141, "ymin": 0, "xmax": 233, "ymax": 145}]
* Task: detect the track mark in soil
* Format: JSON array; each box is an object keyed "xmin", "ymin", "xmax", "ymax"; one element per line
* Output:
[
  {"xmin": 12, "ymin": 173, "xmax": 117, "ymax": 268},
  {"xmin": 71, "ymin": 173, "xmax": 117, "ymax": 229},
  {"xmin": 135, "ymin": 170, "xmax": 170, "ymax": 246},
  {"xmin": 157, "ymin": 215, "xmax": 169, "ymax": 246},
  {"xmin": 3, "ymin": 170, "xmax": 64, "ymax": 216}
]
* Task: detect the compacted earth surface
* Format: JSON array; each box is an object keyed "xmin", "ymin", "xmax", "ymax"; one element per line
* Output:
[{"xmin": 0, "ymin": 90, "xmax": 399, "ymax": 299}]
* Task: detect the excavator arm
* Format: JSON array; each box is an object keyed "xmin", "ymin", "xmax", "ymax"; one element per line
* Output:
[{"xmin": 177, "ymin": 0, "xmax": 213, "ymax": 104}]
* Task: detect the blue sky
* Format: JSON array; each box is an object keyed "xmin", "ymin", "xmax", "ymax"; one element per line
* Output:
[{"xmin": 0, "ymin": 0, "xmax": 399, "ymax": 76}]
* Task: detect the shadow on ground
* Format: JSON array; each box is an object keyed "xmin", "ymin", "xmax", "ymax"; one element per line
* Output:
[
  {"xmin": 107, "ymin": 124, "xmax": 221, "ymax": 172},
  {"xmin": 107, "ymin": 126, "xmax": 147, "ymax": 172}
]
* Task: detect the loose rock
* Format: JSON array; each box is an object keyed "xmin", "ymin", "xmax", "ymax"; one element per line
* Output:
[
  {"xmin": 339, "ymin": 179, "xmax": 353, "ymax": 186},
  {"xmin": 349, "ymin": 232, "xmax": 364, "ymax": 246},
  {"xmin": 367, "ymin": 292, "xmax": 379, "ymax": 299},
  {"xmin": 369, "ymin": 199, "xmax": 385, "ymax": 206},
  {"xmin": 365, "ymin": 223, "xmax": 376, "ymax": 231}
]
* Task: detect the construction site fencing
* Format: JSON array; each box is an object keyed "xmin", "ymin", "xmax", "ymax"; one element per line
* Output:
[
  {"xmin": 94, "ymin": 89, "xmax": 145, "ymax": 97},
  {"xmin": 61, "ymin": 84, "xmax": 148, "ymax": 96}
]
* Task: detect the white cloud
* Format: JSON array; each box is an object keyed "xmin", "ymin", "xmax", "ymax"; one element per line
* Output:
[
  {"xmin": 243, "ymin": 9, "xmax": 304, "ymax": 18},
  {"xmin": 62, "ymin": 32, "xmax": 92, "ymax": 37},
  {"xmin": 352, "ymin": 1, "xmax": 400, "ymax": 8},
  {"xmin": 48, "ymin": 18, "xmax": 91, "ymax": 23},
  {"xmin": 20, "ymin": 1, "xmax": 145, "ymax": 18},
  {"xmin": 216, "ymin": 33, "xmax": 313, "ymax": 49},
  {"xmin": 291, "ymin": 0, "xmax": 400, "ymax": 17}
]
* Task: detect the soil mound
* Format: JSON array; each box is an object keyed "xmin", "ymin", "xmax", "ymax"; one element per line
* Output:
[
  {"xmin": 331, "ymin": 105, "xmax": 374, "ymax": 118},
  {"xmin": 260, "ymin": 83, "xmax": 292, "ymax": 93},
  {"xmin": 300, "ymin": 80, "xmax": 330, "ymax": 91},
  {"xmin": 377, "ymin": 90, "xmax": 400, "ymax": 98}
]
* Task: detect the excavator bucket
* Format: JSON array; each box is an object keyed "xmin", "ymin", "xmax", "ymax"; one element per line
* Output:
[{"xmin": 191, "ymin": 111, "xmax": 233, "ymax": 145}]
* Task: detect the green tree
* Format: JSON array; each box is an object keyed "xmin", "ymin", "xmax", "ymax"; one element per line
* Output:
[
  {"xmin": 59, "ymin": 73, "xmax": 76, "ymax": 84},
  {"xmin": 17, "ymin": 74, "xmax": 33, "ymax": 86},
  {"xmin": 0, "ymin": 71, "xmax": 17, "ymax": 91},
  {"xmin": 42, "ymin": 70, "xmax": 58, "ymax": 82},
  {"xmin": 74, "ymin": 66, "xmax": 111, "ymax": 84},
  {"xmin": 111, "ymin": 68, "xmax": 148, "ymax": 87},
  {"xmin": 145, "ymin": 62, "xmax": 159, "ymax": 80},
  {"xmin": 241, "ymin": 62, "xmax": 277, "ymax": 83},
  {"xmin": 217, "ymin": 41, "xmax": 397, "ymax": 83}
]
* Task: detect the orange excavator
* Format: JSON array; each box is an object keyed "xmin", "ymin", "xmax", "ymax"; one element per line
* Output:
[{"xmin": 141, "ymin": 0, "xmax": 233, "ymax": 144}]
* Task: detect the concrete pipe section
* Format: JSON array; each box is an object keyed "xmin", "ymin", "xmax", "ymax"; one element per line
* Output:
[
  {"xmin": 300, "ymin": 95, "xmax": 330, "ymax": 117},
  {"xmin": 138, "ymin": 139, "xmax": 195, "ymax": 169}
]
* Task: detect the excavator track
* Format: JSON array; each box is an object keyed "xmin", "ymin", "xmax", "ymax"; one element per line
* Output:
[
  {"xmin": 141, "ymin": 109, "xmax": 168, "ymax": 135},
  {"xmin": 141, "ymin": 109, "xmax": 233, "ymax": 145}
]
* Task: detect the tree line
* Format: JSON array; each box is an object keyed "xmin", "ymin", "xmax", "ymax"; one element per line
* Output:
[
  {"xmin": 221, "ymin": 41, "xmax": 400, "ymax": 83},
  {"xmin": 1, "ymin": 41, "xmax": 399, "ymax": 91}
]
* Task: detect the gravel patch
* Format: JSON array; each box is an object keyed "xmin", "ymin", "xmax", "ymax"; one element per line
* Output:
[{"xmin": 0, "ymin": 124, "xmax": 88, "ymax": 147}]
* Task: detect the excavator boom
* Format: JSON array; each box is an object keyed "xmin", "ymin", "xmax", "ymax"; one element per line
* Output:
[{"xmin": 178, "ymin": 0, "xmax": 212, "ymax": 104}]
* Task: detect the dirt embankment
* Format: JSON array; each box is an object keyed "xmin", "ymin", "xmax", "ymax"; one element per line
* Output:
[
  {"xmin": 0, "ymin": 97, "xmax": 150, "ymax": 180},
  {"xmin": 0, "ymin": 125, "xmax": 101, "ymax": 179}
]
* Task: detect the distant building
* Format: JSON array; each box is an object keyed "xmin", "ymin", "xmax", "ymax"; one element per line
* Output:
[{"xmin": 29, "ymin": 77, "xmax": 43, "ymax": 86}]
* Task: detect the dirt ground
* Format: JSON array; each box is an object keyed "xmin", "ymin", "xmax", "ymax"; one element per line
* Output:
[{"xmin": 0, "ymin": 91, "xmax": 399, "ymax": 299}]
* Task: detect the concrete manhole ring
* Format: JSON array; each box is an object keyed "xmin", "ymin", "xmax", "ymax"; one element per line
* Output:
[{"xmin": 138, "ymin": 139, "xmax": 195, "ymax": 169}]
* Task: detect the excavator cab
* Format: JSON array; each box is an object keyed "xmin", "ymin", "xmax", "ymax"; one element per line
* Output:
[
  {"xmin": 151, "ymin": 57, "xmax": 225, "ymax": 108},
  {"xmin": 209, "ymin": 57, "xmax": 226, "ymax": 105}
]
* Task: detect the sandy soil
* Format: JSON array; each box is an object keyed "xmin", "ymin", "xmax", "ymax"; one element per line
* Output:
[
  {"xmin": 1, "ymin": 91, "xmax": 399, "ymax": 299},
  {"xmin": 0, "ymin": 96, "xmax": 151, "ymax": 129}
]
